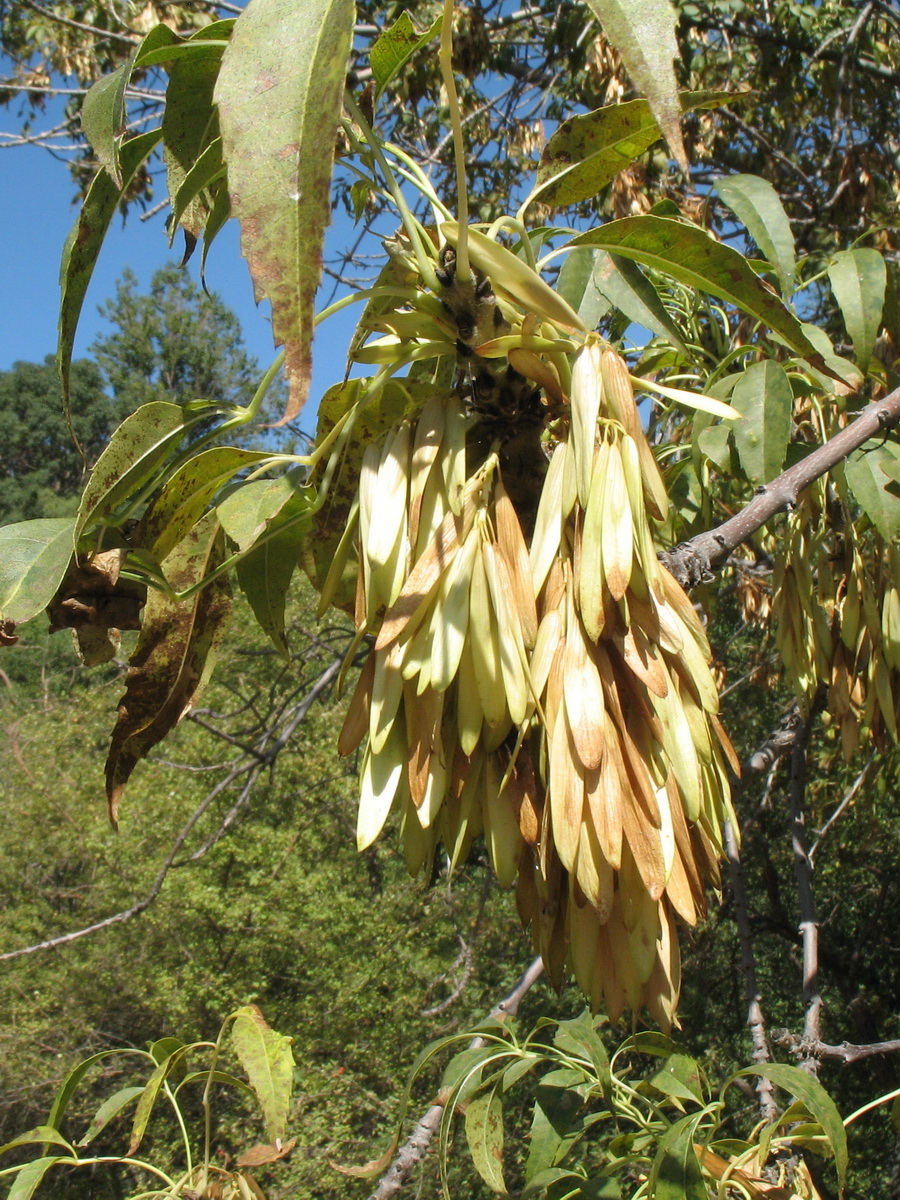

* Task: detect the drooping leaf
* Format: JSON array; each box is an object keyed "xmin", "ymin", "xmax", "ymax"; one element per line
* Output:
[
  {"xmin": 715, "ymin": 173, "xmax": 796, "ymax": 296},
  {"xmin": 133, "ymin": 20, "xmax": 235, "ymax": 68},
  {"xmin": 231, "ymin": 1005, "xmax": 295, "ymax": 1142},
  {"xmin": 582, "ymin": 0, "xmax": 688, "ymax": 174},
  {"xmin": 129, "ymin": 1046, "xmax": 193, "ymax": 1155},
  {"xmin": 569, "ymin": 216, "xmax": 836, "ymax": 373},
  {"xmin": 735, "ymin": 1063, "xmax": 847, "ymax": 1194},
  {"xmin": 45, "ymin": 1052, "xmax": 117, "ymax": 1133},
  {"xmin": 234, "ymin": 493, "xmax": 310, "ymax": 657},
  {"xmin": 464, "ymin": 1084, "xmax": 506, "ymax": 1193},
  {"xmin": 828, "ymin": 248, "xmax": 887, "ymax": 375},
  {"xmin": 137, "ymin": 447, "xmax": 274, "ymax": 561},
  {"xmin": 729, "ymin": 360, "xmax": 793, "ymax": 484},
  {"xmin": 162, "ymin": 46, "xmax": 223, "ymax": 244},
  {"xmin": 76, "ymin": 1088, "xmax": 144, "ymax": 1148},
  {"xmin": 201, "ymin": 177, "xmax": 232, "ymax": 284},
  {"xmin": 369, "ymin": 11, "xmax": 441, "ymax": 96},
  {"xmin": 525, "ymin": 1076, "xmax": 588, "ymax": 1182},
  {"xmin": 555, "ymin": 248, "xmax": 611, "ymax": 330},
  {"xmin": 591, "ymin": 250, "xmax": 688, "ymax": 354},
  {"xmin": 80, "ymin": 62, "xmax": 133, "ymax": 186},
  {"xmin": 843, "ymin": 440, "xmax": 900, "ymax": 541},
  {"xmin": 646, "ymin": 1053, "xmax": 704, "ymax": 1106},
  {"xmin": 217, "ymin": 475, "xmax": 302, "ymax": 550},
  {"xmin": 105, "ymin": 512, "xmax": 233, "ymax": 824},
  {"xmin": 74, "ymin": 402, "xmax": 187, "ymax": 543},
  {"xmin": 58, "ymin": 128, "xmax": 163, "ymax": 407},
  {"xmin": 649, "ymin": 1113, "xmax": 707, "ymax": 1200},
  {"xmin": 170, "ymin": 138, "xmax": 225, "ymax": 247},
  {"xmin": 214, "ymin": 0, "xmax": 355, "ymax": 425},
  {"xmin": 533, "ymin": 92, "xmax": 731, "ymax": 209},
  {"xmin": 0, "ymin": 1127, "xmax": 75, "ymax": 1157},
  {"xmin": 553, "ymin": 1012, "xmax": 612, "ymax": 1100},
  {"xmin": 799, "ymin": 321, "xmax": 864, "ymax": 391},
  {"xmin": 0, "ymin": 519, "xmax": 75, "ymax": 625}
]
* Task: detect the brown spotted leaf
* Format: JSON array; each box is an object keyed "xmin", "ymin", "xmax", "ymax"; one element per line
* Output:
[
  {"xmin": 214, "ymin": 0, "xmax": 355, "ymax": 424},
  {"xmin": 105, "ymin": 512, "xmax": 232, "ymax": 825}
]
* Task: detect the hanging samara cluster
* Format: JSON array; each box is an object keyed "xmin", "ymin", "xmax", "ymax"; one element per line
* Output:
[{"xmin": 324, "ymin": 240, "xmax": 738, "ymax": 1031}]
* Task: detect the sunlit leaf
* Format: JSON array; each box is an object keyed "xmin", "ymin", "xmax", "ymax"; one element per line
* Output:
[
  {"xmin": 370, "ymin": 11, "xmax": 441, "ymax": 96},
  {"xmin": 592, "ymin": 250, "xmax": 688, "ymax": 353},
  {"xmin": 162, "ymin": 47, "xmax": 223, "ymax": 246},
  {"xmin": 582, "ymin": 0, "xmax": 687, "ymax": 174},
  {"xmin": 730, "ymin": 360, "xmax": 793, "ymax": 484},
  {"xmin": 75, "ymin": 402, "xmax": 187, "ymax": 543},
  {"xmin": 715, "ymin": 173, "xmax": 796, "ymax": 296},
  {"xmin": 7, "ymin": 1157, "xmax": 68, "ymax": 1200},
  {"xmin": 59, "ymin": 128, "xmax": 163, "ymax": 408},
  {"xmin": 128, "ymin": 1046, "xmax": 192, "ymax": 1155},
  {"xmin": 231, "ymin": 1005, "xmax": 295, "ymax": 1142},
  {"xmin": 464, "ymin": 1084, "xmax": 506, "ymax": 1193},
  {"xmin": 138, "ymin": 447, "xmax": 273, "ymax": 561},
  {"xmin": 105, "ymin": 512, "xmax": 233, "ymax": 824},
  {"xmin": 570, "ymin": 216, "xmax": 834, "ymax": 371},
  {"xmin": 214, "ymin": 0, "xmax": 355, "ymax": 425},
  {"xmin": 0, "ymin": 519, "xmax": 74, "ymax": 625},
  {"xmin": 234, "ymin": 493, "xmax": 310, "ymax": 657},
  {"xmin": 76, "ymin": 1088, "xmax": 144, "ymax": 1148},
  {"xmin": 555, "ymin": 248, "xmax": 611, "ymax": 330},
  {"xmin": 828, "ymin": 248, "xmax": 887, "ymax": 375},
  {"xmin": 647, "ymin": 1053, "xmax": 704, "ymax": 1105},
  {"xmin": 0, "ymin": 1127, "xmax": 75, "ymax": 1157},
  {"xmin": 533, "ymin": 91, "xmax": 731, "ymax": 209}
]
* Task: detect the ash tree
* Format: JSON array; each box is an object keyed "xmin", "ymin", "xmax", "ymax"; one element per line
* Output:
[{"xmin": 1, "ymin": 1, "xmax": 900, "ymax": 1198}]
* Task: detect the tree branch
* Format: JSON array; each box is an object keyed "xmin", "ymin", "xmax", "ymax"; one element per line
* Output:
[
  {"xmin": 662, "ymin": 387, "xmax": 900, "ymax": 589},
  {"xmin": 367, "ymin": 956, "xmax": 545, "ymax": 1200},
  {"xmin": 772, "ymin": 1031, "xmax": 900, "ymax": 1065},
  {"xmin": 788, "ymin": 709, "xmax": 822, "ymax": 1071}
]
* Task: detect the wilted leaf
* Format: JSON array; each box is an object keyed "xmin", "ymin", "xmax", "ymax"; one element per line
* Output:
[
  {"xmin": 729, "ymin": 360, "xmax": 793, "ymax": 484},
  {"xmin": 231, "ymin": 1005, "xmax": 295, "ymax": 1142},
  {"xmin": 569, "ymin": 216, "xmax": 836, "ymax": 373},
  {"xmin": 236, "ymin": 1138, "xmax": 298, "ymax": 1167},
  {"xmin": 105, "ymin": 512, "xmax": 233, "ymax": 824},
  {"xmin": 828, "ymin": 248, "xmax": 887, "ymax": 375},
  {"xmin": 214, "ymin": 0, "xmax": 355, "ymax": 424},
  {"xmin": 464, "ymin": 1085, "xmax": 506, "ymax": 1193},
  {"xmin": 715, "ymin": 173, "xmax": 796, "ymax": 296},
  {"xmin": 582, "ymin": 0, "xmax": 688, "ymax": 174},
  {"xmin": 59, "ymin": 129, "xmax": 163, "ymax": 408},
  {"xmin": 534, "ymin": 92, "xmax": 731, "ymax": 209},
  {"xmin": 75, "ymin": 402, "xmax": 187, "ymax": 543},
  {"xmin": 370, "ymin": 11, "xmax": 441, "ymax": 96},
  {"xmin": 0, "ymin": 519, "xmax": 75, "ymax": 625}
]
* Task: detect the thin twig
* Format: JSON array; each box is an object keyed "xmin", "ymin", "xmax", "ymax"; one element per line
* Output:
[
  {"xmin": 788, "ymin": 710, "xmax": 822, "ymax": 1070},
  {"xmin": 367, "ymin": 956, "xmax": 545, "ymax": 1200},
  {"xmin": 808, "ymin": 750, "xmax": 876, "ymax": 865}
]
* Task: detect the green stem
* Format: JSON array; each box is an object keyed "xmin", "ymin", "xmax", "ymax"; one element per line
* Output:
[
  {"xmin": 439, "ymin": 0, "xmax": 469, "ymax": 281},
  {"xmin": 486, "ymin": 214, "xmax": 537, "ymax": 270}
]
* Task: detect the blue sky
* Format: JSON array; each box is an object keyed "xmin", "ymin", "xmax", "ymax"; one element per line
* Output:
[{"xmin": 0, "ymin": 120, "xmax": 363, "ymax": 433}]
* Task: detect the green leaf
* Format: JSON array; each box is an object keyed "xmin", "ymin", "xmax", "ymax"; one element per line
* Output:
[
  {"xmin": 137, "ymin": 447, "xmax": 274, "ymax": 561},
  {"xmin": 646, "ymin": 1053, "xmax": 704, "ymax": 1106},
  {"xmin": 45, "ymin": 1051, "xmax": 121, "ymax": 1133},
  {"xmin": 76, "ymin": 1087, "xmax": 144, "ymax": 1148},
  {"xmin": 730, "ymin": 360, "xmax": 793, "ymax": 484},
  {"xmin": 555, "ymin": 248, "xmax": 612, "ymax": 330},
  {"xmin": 843, "ymin": 440, "xmax": 900, "ymax": 541},
  {"xmin": 162, "ymin": 48, "xmax": 223, "ymax": 245},
  {"xmin": 81, "ymin": 61, "xmax": 133, "ymax": 186},
  {"xmin": 201, "ymin": 177, "xmax": 232, "ymax": 285},
  {"xmin": 554, "ymin": 1012, "xmax": 611, "ymax": 1094},
  {"xmin": 649, "ymin": 1112, "xmax": 706, "ymax": 1200},
  {"xmin": 214, "ymin": 0, "xmax": 355, "ymax": 425},
  {"xmin": 464, "ymin": 1084, "xmax": 506, "ymax": 1193},
  {"xmin": 234, "ymin": 493, "xmax": 310, "ymax": 657},
  {"xmin": 0, "ymin": 1127, "xmax": 75, "ymax": 1157},
  {"xmin": 169, "ymin": 138, "xmax": 225, "ymax": 248},
  {"xmin": 58, "ymin": 128, "xmax": 163, "ymax": 407},
  {"xmin": 525, "ymin": 1076, "xmax": 588, "ymax": 1181},
  {"xmin": 217, "ymin": 474, "xmax": 301, "ymax": 550},
  {"xmin": 569, "ymin": 216, "xmax": 833, "ymax": 371},
  {"xmin": 582, "ymin": 0, "xmax": 687, "ymax": 174},
  {"xmin": 231, "ymin": 1005, "xmax": 295, "ymax": 1142},
  {"xmin": 0, "ymin": 519, "xmax": 75, "ymax": 625},
  {"xmin": 105, "ymin": 513, "xmax": 233, "ymax": 824},
  {"xmin": 149, "ymin": 1037, "xmax": 186, "ymax": 1066},
  {"xmin": 621, "ymin": 1031, "xmax": 676, "ymax": 1058},
  {"xmin": 7, "ymin": 1157, "xmax": 68, "ymax": 1200},
  {"xmin": 798, "ymin": 321, "xmax": 864, "ymax": 391},
  {"xmin": 715, "ymin": 174, "xmax": 796, "ymax": 296},
  {"xmin": 129, "ymin": 1047, "xmax": 192, "ymax": 1155},
  {"xmin": 828, "ymin": 248, "xmax": 887, "ymax": 375},
  {"xmin": 591, "ymin": 250, "xmax": 688, "ymax": 354},
  {"xmin": 521, "ymin": 1168, "xmax": 588, "ymax": 1198},
  {"xmin": 370, "ymin": 11, "xmax": 441, "ymax": 96},
  {"xmin": 175, "ymin": 1070, "xmax": 255, "ymax": 1098},
  {"xmin": 735, "ymin": 1063, "xmax": 847, "ymax": 1194},
  {"xmin": 534, "ymin": 92, "xmax": 731, "ymax": 209},
  {"xmin": 75, "ymin": 402, "xmax": 187, "ymax": 543}
]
